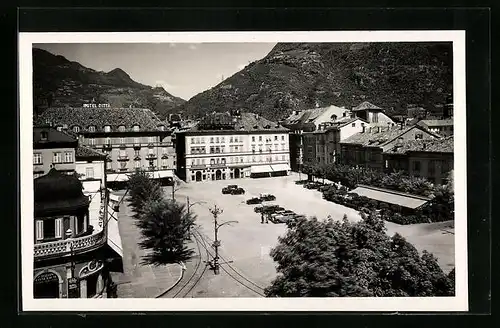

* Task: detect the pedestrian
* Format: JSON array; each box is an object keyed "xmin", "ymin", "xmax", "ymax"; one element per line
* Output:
[
  {"xmin": 265, "ymin": 213, "xmax": 269, "ymax": 224},
  {"xmin": 261, "ymin": 212, "xmax": 264, "ymax": 224}
]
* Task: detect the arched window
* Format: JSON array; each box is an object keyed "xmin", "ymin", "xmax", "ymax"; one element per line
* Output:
[
  {"xmin": 73, "ymin": 126, "xmax": 80, "ymax": 133},
  {"xmin": 118, "ymin": 125, "xmax": 126, "ymax": 132},
  {"xmin": 88, "ymin": 126, "xmax": 96, "ymax": 132},
  {"xmin": 104, "ymin": 125, "xmax": 111, "ymax": 133},
  {"xmin": 132, "ymin": 125, "xmax": 140, "ymax": 132}
]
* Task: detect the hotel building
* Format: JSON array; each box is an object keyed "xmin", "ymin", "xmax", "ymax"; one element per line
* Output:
[
  {"xmin": 175, "ymin": 111, "xmax": 291, "ymax": 182},
  {"xmin": 35, "ymin": 104, "xmax": 176, "ymax": 188}
]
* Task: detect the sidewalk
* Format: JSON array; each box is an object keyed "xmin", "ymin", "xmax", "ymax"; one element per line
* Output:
[{"xmin": 110, "ymin": 196, "xmax": 184, "ymax": 298}]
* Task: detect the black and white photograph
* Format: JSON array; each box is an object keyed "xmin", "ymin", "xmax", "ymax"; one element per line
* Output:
[{"xmin": 19, "ymin": 31, "xmax": 467, "ymax": 311}]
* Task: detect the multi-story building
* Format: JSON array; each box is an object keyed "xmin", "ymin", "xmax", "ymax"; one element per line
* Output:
[
  {"xmin": 33, "ymin": 126, "xmax": 78, "ymax": 179},
  {"xmin": 35, "ymin": 104, "xmax": 176, "ymax": 188},
  {"xmin": 176, "ymin": 111, "xmax": 291, "ymax": 182},
  {"xmin": 282, "ymin": 104, "xmax": 349, "ymax": 171},
  {"xmin": 351, "ymin": 101, "xmax": 396, "ymax": 127},
  {"xmin": 339, "ymin": 124, "xmax": 441, "ymax": 171},
  {"xmin": 417, "ymin": 119, "xmax": 454, "ymax": 137},
  {"xmin": 33, "ymin": 168, "xmax": 122, "ymax": 298},
  {"xmin": 384, "ymin": 136, "xmax": 454, "ymax": 185}
]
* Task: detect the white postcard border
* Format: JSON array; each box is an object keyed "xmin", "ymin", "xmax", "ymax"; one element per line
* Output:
[{"xmin": 19, "ymin": 31, "xmax": 467, "ymax": 312}]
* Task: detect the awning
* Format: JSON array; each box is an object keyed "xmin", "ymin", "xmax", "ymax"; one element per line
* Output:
[
  {"xmin": 107, "ymin": 173, "xmax": 129, "ymax": 182},
  {"xmin": 250, "ymin": 165, "xmax": 273, "ymax": 174},
  {"xmin": 350, "ymin": 185, "xmax": 431, "ymax": 209},
  {"xmin": 271, "ymin": 164, "xmax": 291, "ymax": 172},
  {"xmin": 158, "ymin": 170, "xmax": 174, "ymax": 178},
  {"xmin": 106, "ymin": 214, "xmax": 123, "ymax": 258}
]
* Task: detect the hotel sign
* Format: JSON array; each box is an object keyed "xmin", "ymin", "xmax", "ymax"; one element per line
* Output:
[
  {"xmin": 83, "ymin": 103, "xmax": 111, "ymax": 108},
  {"xmin": 34, "ymin": 271, "xmax": 59, "ymax": 284},
  {"xmin": 67, "ymin": 277, "xmax": 80, "ymax": 298}
]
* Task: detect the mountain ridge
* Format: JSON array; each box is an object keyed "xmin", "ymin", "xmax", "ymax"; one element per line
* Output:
[{"xmin": 33, "ymin": 48, "xmax": 186, "ymax": 118}]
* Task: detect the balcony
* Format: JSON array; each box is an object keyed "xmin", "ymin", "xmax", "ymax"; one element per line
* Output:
[
  {"xmin": 133, "ymin": 144, "xmax": 141, "ymax": 150},
  {"xmin": 146, "ymin": 153, "xmax": 157, "ymax": 160},
  {"xmin": 117, "ymin": 155, "xmax": 129, "ymax": 161},
  {"xmin": 34, "ymin": 230, "xmax": 106, "ymax": 259}
]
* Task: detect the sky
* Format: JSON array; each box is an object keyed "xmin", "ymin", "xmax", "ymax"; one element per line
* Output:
[{"xmin": 34, "ymin": 43, "xmax": 277, "ymax": 100}]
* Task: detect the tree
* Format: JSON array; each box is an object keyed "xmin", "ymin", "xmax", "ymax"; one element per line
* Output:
[
  {"xmin": 137, "ymin": 198, "xmax": 196, "ymax": 266},
  {"xmin": 127, "ymin": 169, "xmax": 163, "ymax": 220},
  {"xmin": 265, "ymin": 211, "xmax": 454, "ymax": 297}
]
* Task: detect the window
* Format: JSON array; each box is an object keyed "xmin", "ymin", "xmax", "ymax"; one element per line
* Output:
[
  {"xmin": 230, "ymin": 137, "xmax": 234, "ymax": 143},
  {"xmin": 53, "ymin": 152, "xmax": 63, "ymax": 163},
  {"xmin": 251, "ymin": 145, "xmax": 255, "ymax": 153},
  {"xmin": 73, "ymin": 126, "xmax": 80, "ymax": 133},
  {"xmin": 210, "ymin": 147, "xmax": 214, "ymax": 154},
  {"xmin": 134, "ymin": 160, "xmax": 140, "ymax": 169},
  {"xmin": 222, "ymin": 158, "xmax": 226, "ymax": 165},
  {"xmin": 234, "ymin": 136, "xmax": 238, "ymax": 143},
  {"xmin": 252, "ymin": 156, "xmax": 256, "ymax": 162},
  {"xmin": 216, "ymin": 147, "xmax": 220, "ymax": 153},
  {"xmin": 210, "ymin": 159, "xmax": 215, "ymax": 165},
  {"xmin": 415, "ymin": 133, "xmax": 423, "ymax": 140},
  {"xmin": 120, "ymin": 161, "xmax": 127, "ymax": 169},
  {"xmin": 373, "ymin": 113, "xmax": 379, "ymax": 123},
  {"xmin": 106, "ymin": 161, "xmax": 112, "ymax": 170},
  {"xmin": 33, "ymin": 153, "xmax": 42, "ymax": 165},
  {"xmin": 104, "ymin": 125, "xmax": 111, "ymax": 132},
  {"xmin": 274, "ymin": 136, "xmax": 278, "ymax": 141},
  {"xmin": 88, "ymin": 126, "xmax": 96, "ymax": 132},
  {"xmin": 119, "ymin": 137, "xmax": 125, "ymax": 145},
  {"xmin": 120, "ymin": 149, "xmax": 127, "ymax": 157},
  {"xmin": 149, "ymin": 136, "xmax": 156, "ymax": 143},
  {"xmin": 86, "ymin": 167, "xmax": 94, "ymax": 179},
  {"xmin": 252, "ymin": 136, "xmax": 255, "ymax": 142},
  {"xmin": 282, "ymin": 135, "xmax": 285, "ymax": 141},
  {"xmin": 43, "ymin": 219, "xmax": 55, "ymax": 240},
  {"xmin": 221, "ymin": 137, "xmax": 225, "ymax": 143},
  {"xmin": 88, "ymin": 138, "xmax": 96, "ymax": 146},
  {"xmin": 134, "ymin": 137, "xmax": 140, "ymax": 144},
  {"xmin": 148, "ymin": 147, "xmax": 154, "ymax": 155},
  {"xmin": 118, "ymin": 125, "xmax": 126, "ymax": 132},
  {"xmin": 240, "ymin": 157, "xmax": 244, "ymax": 163},
  {"xmin": 162, "ymin": 147, "xmax": 168, "ymax": 154},
  {"xmin": 134, "ymin": 149, "xmax": 140, "ymax": 157},
  {"xmin": 282, "ymin": 155, "xmax": 285, "ymax": 160},
  {"xmin": 132, "ymin": 125, "xmax": 140, "ymax": 132},
  {"xmin": 40, "ymin": 131, "xmax": 48, "ymax": 141},
  {"xmin": 352, "ymin": 123, "xmax": 356, "ymax": 127},
  {"xmin": 274, "ymin": 144, "xmax": 278, "ymax": 151},
  {"xmin": 259, "ymin": 136, "xmax": 262, "ymax": 142},
  {"xmin": 210, "ymin": 137, "xmax": 214, "ymax": 143},
  {"xmin": 201, "ymin": 137, "xmax": 205, "ymax": 143},
  {"xmin": 105, "ymin": 137, "xmax": 111, "ymax": 145},
  {"xmin": 413, "ymin": 161, "xmax": 421, "ymax": 172},
  {"xmin": 235, "ymin": 146, "xmax": 239, "ymax": 151}
]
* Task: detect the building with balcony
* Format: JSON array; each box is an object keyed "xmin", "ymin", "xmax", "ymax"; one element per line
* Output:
[
  {"xmin": 339, "ymin": 124, "xmax": 441, "ymax": 171},
  {"xmin": 175, "ymin": 111, "xmax": 291, "ymax": 182},
  {"xmin": 384, "ymin": 136, "xmax": 454, "ymax": 185},
  {"xmin": 33, "ymin": 168, "xmax": 123, "ymax": 299},
  {"xmin": 35, "ymin": 105, "xmax": 176, "ymax": 189},
  {"xmin": 33, "ymin": 126, "xmax": 78, "ymax": 179}
]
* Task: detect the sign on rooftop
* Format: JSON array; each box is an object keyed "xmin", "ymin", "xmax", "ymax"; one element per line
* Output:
[{"xmin": 83, "ymin": 103, "xmax": 111, "ymax": 108}]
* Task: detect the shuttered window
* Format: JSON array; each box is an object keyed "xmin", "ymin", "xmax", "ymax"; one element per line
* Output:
[
  {"xmin": 35, "ymin": 220, "xmax": 43, "ymax": 241},
  {"xmin": 55, "ymin": 218, "xmax": 63, "ymax": 238}
]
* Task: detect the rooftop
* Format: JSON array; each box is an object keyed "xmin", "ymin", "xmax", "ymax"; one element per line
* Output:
[
  {"xmin": 283, "ymin": 104, "xmax": 347, "ymax": 126},
  {"xmin": 352, "ymin": 101, "xmax": 382, "ymax": 111},
  {"xmin": 187, "ymin": 112, "xmax": 288, "ymax": 133},
  {"xmin": 341, "ymin": 125, "xmax": 425, "ymax": 147},
  {"xmin": 350, "ymin": 184, "xmax": 430, "ymax": 209},
  {"xmin": 33, "ymin": 126, "xmax": 78, "ymax": 144},
  {"xmin": 35, "ymin": 107, "xmax": 167, "ymax": 132},
  {"xmin": 418, "ymin": 119, "xmax": 454, "ymax": 127},
  {"xmin": 385, "ymin": 136, "xmax": 454, "ymax": 154},
  {"xmin": 75, "ymin": 145, "xmax": 108, "ymax": 160}
]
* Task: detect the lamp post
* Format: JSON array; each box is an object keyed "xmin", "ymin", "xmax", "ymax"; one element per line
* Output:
[
  {"xmin": 208, "ymin": 205, "xmax": 238, "ymax": 275},
  {"xmin": 186, "ymin": 197, "xmax": 206, "ymax": 239},
  {"xmin": 65, "ymin": 228, "xmax": 78, "ymax": 298}
]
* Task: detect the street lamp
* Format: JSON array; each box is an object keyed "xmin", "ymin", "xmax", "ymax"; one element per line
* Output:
[
  {"xmin": 208, "ymin": 205, "xmax": 238, "ymax": 275},
  {"xmin": 65, "ymin": 228, "xmax": 78, "ymax": 298}
]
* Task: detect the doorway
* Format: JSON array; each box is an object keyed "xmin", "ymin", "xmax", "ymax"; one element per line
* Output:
[
  {"xmin": 234, "ymin": 168, "xmax": 241, "ymax": 179},
  {"xmin": 34, "ymin": 271, "xmax": 60, "ymax": 299},
  {"xmin": 215, "ymin": 170, "xmax": 222, "ymax": 180},
  {"xmin": 195, "ymin": 171, "xmax": 202, "ymax": 182}
]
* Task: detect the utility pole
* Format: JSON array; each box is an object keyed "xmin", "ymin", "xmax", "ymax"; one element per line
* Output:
[{"xmin": 208, "ymin": 204, "xmax": 237, "ymax": 275}]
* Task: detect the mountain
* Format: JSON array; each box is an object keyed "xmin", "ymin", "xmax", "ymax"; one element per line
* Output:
[
  {"xmin": 33, "ymin": 48, "xmax": 185, "ymax": 119},
  {"xmin": 175, "ymin": 42, "xmax": 453, "ymax": 122}
]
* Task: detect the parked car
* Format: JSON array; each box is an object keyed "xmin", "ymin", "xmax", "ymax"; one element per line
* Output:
[
  {"xmin": 222, "ymin": 185, "xmax": 243, "ymax": 194},
  {"xmin": 295, "ymin": 180, "xmax": 309, "ymax": 185},
  {"xmin": 230, "ymin": 187, "xmax": 245, "ymax": 195},
  {"xmin": 255, "ymin": 204, "xmax": 283, "ymax": 214},
  {"xmin": 259, "ymin": 193, "xmax": 276, "ymax": 201},
  {"xmin": 274, "ymin": 210, "xmax": 297, "ymax": 223},
  {"xmin": 246, "ymin": 197, "xmax": 263, "ymax": 205}
]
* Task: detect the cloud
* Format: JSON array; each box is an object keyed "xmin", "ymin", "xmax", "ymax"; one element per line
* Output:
[{"xmin": 188, "ymin": 44, "xmax": 198, "ymax": 50}]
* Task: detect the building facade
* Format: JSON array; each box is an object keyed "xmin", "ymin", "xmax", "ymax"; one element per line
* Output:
[
  {"xmin": 33, "ymin": 126, "xmax": 78, "ymax": 179},
  {"xmin": 176, "ymin": 112, "xmax": 291, "ymax": 182},
  {"xmin": 351, "ymin": 101, "xmax": 396, "ymax": 127},
  {"xmin": 33, "ymin": 169, "xmax": 122, "ymax": 299},
  {"xmin": 384, "ymin": 136, "xmax": 454, "ymax": 185},
  {"xmin": 35, "ymin": 105, "xmax": 176, "ymax": 188},
  {"xmin": 340, "ymin": 124, "xmax": 441, "ymax": 171},
  {"xmin": 417, "ymin": 119, "xmax": 454, "ymax": 137}
]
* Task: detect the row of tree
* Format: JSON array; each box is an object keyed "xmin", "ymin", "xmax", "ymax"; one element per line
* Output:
[
  {"xmin": 127, "ymin": 169, "xmax": 196, "ymax": 266},
  {"xmin": 265, "ymin": 212, "xmax": 455, "ymax": 297},
  {"xmin": 301, "ymin": 163, "xmax": 453, "ymax": 197}
]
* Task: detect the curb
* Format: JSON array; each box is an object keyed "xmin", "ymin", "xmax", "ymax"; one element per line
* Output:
[{"xmin": 155, "ymin": 262, "xmax": 186, "ymax": 298}]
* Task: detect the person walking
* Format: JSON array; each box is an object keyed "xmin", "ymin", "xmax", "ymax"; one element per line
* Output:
[{"xmin": 261, "ymin": 212, "xmax": 265, "ymax": 224}]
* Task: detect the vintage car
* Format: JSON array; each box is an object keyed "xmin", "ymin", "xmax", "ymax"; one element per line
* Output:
[
  {"xmin": 254, "ymin": 204, "xmax": 284, "ymax": 214},
  {"xmin": 304, "ymin": 182, "xmax": 322, "ymax": 189},
  {"xmin": 230, "ymin": 187, "xmax": 245, "ymax": 195},
  {"xmin": 294, "ymin": 180, "xmax": 309, "ymax": 185},
  {"xmin": 273, "ymin": 210, "xmax": 297, "ymax": 223},
  {"xmin": 222, "ymin": 185, "xmax": 241, "ymax": 194},
  {"xmin": 259, "ymin": 193, "xmax": 276, "ymax": 201},
  {"xmin": 246, "ymin": 197, "xmax": 263, "ymax": 205}
]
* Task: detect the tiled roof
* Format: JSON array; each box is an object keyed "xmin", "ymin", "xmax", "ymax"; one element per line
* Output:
[
  {"xmin": 75, "ymin": 145, "xmax": 107, "ymax": 159},
  {"xmin": 283, "ymin": 104, "xmax": 346, "ymax": 125},
  {"xmin": 35, "ymin": 107, "xmax": 166, "ymax": 132},
  {"xmin": 340, "ymin": 125, "xmax": 434, "ymax": 147},
  {"xmin": 33, "ymin": 126, "xmax": 77, "ymax": 144},
  {"xmin": 418, "ymin": 119, "xmax": 454, "ymax": 127},
  {"xmin": 352, "ymin": 101, "xmax": 382, "ymax": 111},
  {"xmin": 384, "ymin": 136, "xmax": 454, "ymax": 154},
  {"xmin": 188, "ymin": 112, "xmax": 288, "ymax": 133}
]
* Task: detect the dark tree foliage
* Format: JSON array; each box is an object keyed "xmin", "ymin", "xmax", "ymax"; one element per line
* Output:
[
  {"xmin": 127, "ymin": 169, "xmax": 163, "ymax": 221},
  {"xmin": 265, "ymin": 212, "xmax": 455, "ymax": 297},
  {"xmin": 137, "ymin": 199, "xmax": 196, "ymax": 266}
]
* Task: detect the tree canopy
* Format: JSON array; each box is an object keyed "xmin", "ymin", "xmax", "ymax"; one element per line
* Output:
[{"xmin": 265, "ymin": 212, "xmax": 454, "ymax": 297}]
